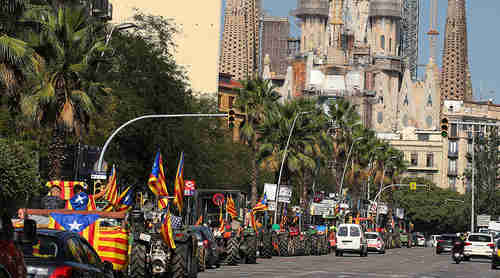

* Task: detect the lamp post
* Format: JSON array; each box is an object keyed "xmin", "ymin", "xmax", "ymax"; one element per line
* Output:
[
  {"xmin": 366, "ymin": 147, "xmax": 384, "ymax": 201},
  {"xmin": 273, "ymin": 111, "xmax": 313, "ymax": 225},
  {"xmin": 338, "ymin": 137, "xmax": 363, "ymax": 199},
  {"xmin": 96, "ymin": 22, "xmax": 138, "ymax": 71}
]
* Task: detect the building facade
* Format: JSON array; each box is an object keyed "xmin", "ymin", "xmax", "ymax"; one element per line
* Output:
[
  {"xmin": 219, "ymin": 0, "xmax": 261, "ymax": 81},
  {"xmin": 109, "ymin": 0, "xmax": 223, "ymax": 96},
  {"xmin": 261, "ymin": 15, "xmax": 290, "ymax": 77},
  {"xmin": 218, "ymin": 73, "xmax": 244, "ymax": 142}
]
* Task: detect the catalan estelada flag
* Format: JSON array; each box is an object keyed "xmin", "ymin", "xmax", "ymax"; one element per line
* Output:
[
  {"xmin": 226, "ymin": 195, "xmax": 238, "ymax": 219},
  {"xmin": 173, "ymin": 152, "xmax": 185, "ymax": 213},
  {"xmin": 195, "ymin": 215, "xmax": 203, "ymax": 226},
  {"xmin": 116, "ymin": 186, "xmax": 134, "ymax": 211},
  {"xmin": 250, "ymin": 211, "xmax": 258, "ymax": 235},
  {"xmin": 48, "ymin": 213, "xmax": 100, "ymax": 246},
  {"xmin": 45, "ymin": 181, "xmax": 85, "ymax": 200},
  {"xmin": 148, "ymin": 151, "xmax": 169, "ymax": 209},
  {"xmin": 68, "ymin": 192, "xmax": 97, "ymax": 211},
  {"xmin": 96, "ymin": 225, "xmax": 129, "ymax": 271},
  {"xmin": 104, "ymin": 165, "xmax": 118, "ymax": 206},
  {"xmin": 218, "ymin": 205, "xmax": 225, "ymax": 233},
  {"xmin": 160, "ymin": 203, "xmax": 176, "ymax": 249},
  {"xmin": 252, "ymin": 193, "xmax": 268, "ymax": 212}
]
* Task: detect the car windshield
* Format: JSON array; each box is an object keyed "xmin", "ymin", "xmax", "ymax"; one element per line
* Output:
[
  {"xmin": 338, "ymin": 226, "xmax": 348, "ymax": 237},
  {"xmin": 350, "ymin": 226, "xmax": 360, "ymax": 237},
  {"xmin": 19, "ymin": 235, "xmax": 59, "ymax": 259},
  {"xmin": 366, "ymin": 233, "xmax": 378, "ymax": 239},
  {"xmin": 468, "ymin": 235, "xmax": 491, "ymax": 242},
  {"xmin": 440, "ymin": 235, "xmax": 457, "ymax": 241}
]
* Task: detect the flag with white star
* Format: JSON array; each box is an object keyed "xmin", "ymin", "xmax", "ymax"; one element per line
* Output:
[
  {"xmin": 69, "ymin": 192, "xmax": 90, "ymax": 211},
  {"xmin": 49, "ymin": 213, "xmax": 100, "ymax": 233}
]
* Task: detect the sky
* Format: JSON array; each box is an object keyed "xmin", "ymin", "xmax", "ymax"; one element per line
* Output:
[{"xmin": 221, "ymin": 0, "xmax": 500, "ymax": 103}]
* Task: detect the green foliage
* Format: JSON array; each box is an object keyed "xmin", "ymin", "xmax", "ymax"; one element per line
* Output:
[
  {"xmin": 393, "ymin": 177, "xmax": 469, "ymax": 233},
  {"xmin": 0, "ymin": 138, "xmax": 41, "ymax": 204}
]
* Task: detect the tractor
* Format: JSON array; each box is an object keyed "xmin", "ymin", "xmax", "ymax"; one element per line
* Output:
[{"xmin": 192, "ymin": 189, "xmax": 257, "ymax": 265}]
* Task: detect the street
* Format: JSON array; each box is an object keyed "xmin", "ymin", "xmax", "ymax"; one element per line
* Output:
[{"xmin": 200, "ymin": 247, "xmax": 499, "ymax": 278}]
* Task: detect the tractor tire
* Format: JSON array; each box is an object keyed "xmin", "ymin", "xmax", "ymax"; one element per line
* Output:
[
  {"xmin": 261, "ymin": 233, "xmax": 273, "ymax": 258},
  {"xmin": 245, "ymin": 236, "xmax": 257, "ymax": 264},
  {"xmin": 296, "ymin": 237, "xmax": 305, "ymax": 256},
  {"xmin": 278, "ymin": 235, "xmax": 289, "ymax": 257},
  {"xmin": 289, "ymin": 237, "xmax": 298, "ymax": 256},
  {"xmin": 304, "ymin": 236, "xmax": 312, "ymax": 256},
  {"xmin": 128, "ymin": 243, "xmax": 147, "ymax": 278},
  {"xmin": 226, "ymin": 237, "xmax": 240, "ymax": 266},
  {"xmin": 171, "ymin": 241, "xmax": 198, "ymax": 278},
  {"xmin": 198, "ymin": 247, "xmax": 206, "ymax": 272},
  {"xmin": 311, "ymin": 236, "xmax": 319, "ymax": 256},
  {"xmin": 271, "ymin": 233, "xmax": 279, "ymax": 256}
]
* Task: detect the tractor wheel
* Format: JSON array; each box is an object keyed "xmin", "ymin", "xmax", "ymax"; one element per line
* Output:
[
  {"xmin": 304, "ymin": 236, "xmax": 312, "ymax": 256},
  {"xmin": 311, "ymin": 236, "xmax": 319, "ymax": 256},
  {"xmin": 246, "ymin": 236, "xmax": 257, "ymax": 264},
  {"xmin": 198, "ymin": 247, "xmax": 206, "ymax": 272},
  {"xmin": 288, "ymin": 237, "xmax": 298, "ymax": 256},
  {"xmin": 128, "ymin": 243, "xmax": 147, "ymax": 278},
  {"xmin": 296, "ymin": 237, "xmax": 305, "ymax": 256},
  {"xmin": 261, "ymin": 233, "xmax": 273, "ymax": 258},
  {"xmin": 278, "ymin": 234, "xmax": 289, "ymax": 257},
  {"xmin": 226, "ymin": 237, "xmax": 240, "ymax": 266},
  {"xmin": 171, "ymin": 244, "xmax": 186, "ymax": 278}
]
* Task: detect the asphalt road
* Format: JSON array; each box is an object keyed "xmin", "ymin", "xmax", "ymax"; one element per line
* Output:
[{"xmin": 199, "ymin": 247, "xmax": 499, "ymax": 278}]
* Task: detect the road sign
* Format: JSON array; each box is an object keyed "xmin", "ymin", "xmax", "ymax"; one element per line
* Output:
[
  {"xmin": 91, "ymin": 171, "xmax": 107, "ymax": 180},
  {"xmin": 477, "ymin": 215, "xmax": 491, "ymax": 227},
  {"xmin": 409, "ymin": 182, "xmax": 417, "ymax": 191},
  {"xmin": 268, "ymin": 201, "xmax": 276, "ymax": 211},
  {"xmin": 263, "ymin": 183, "xmax": 277, "ymax": 201},
  {"xmin": 184, "ymin": 180, "xmax": 196, "ymax": 196},
  {"xmin": 212, "ymin": 193, "xmax": 224, "ymax": 206}
]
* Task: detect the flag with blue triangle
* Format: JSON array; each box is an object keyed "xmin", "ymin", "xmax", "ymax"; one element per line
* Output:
[{"xmin": 49, "ymin": 213, "xmax": 100, "ymax": 233}]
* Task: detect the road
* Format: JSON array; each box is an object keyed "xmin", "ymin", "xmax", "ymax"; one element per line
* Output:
[{"xmin": 199, "ymin": 247, "xmax": 499, "ymax": 278}]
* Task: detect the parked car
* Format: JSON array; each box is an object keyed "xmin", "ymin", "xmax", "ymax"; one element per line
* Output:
[
  {"xmin": 335, "ymin": 224, "xmax": 368, "ymax": 257},
  {"xmin": 0, "ymin": 213, "xmax": 27, "ymax": 278},
  {"xmin": 436, "ymin": 234, "xmax": 458, "ymax": 254},
  {"xmin": 492, "ymin": 239, "xmax": 500, "ymax": 269},
  {"xmin": 16, "ymin": 228, "xmax": 115, "ymax": 278},
  {"xmin": 416, "ymin": 234, "xmax": 426, "ymax": 247},
  {"xmin": 190, "ymin": 226, "xmax": 220, "ymax": 270},
  {"xmin": 464, "ymin": 233, "xmax": 494, "ymax": 260},
  {"xmin": 365, "ymin": 232, "xmax": 385, "ymax": 254}
]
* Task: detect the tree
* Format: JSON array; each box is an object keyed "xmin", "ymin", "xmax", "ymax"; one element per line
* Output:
[
  {"xmin": 0, "ymin": 138, "xmax": 41, "ymax": 211},
  {"xmin": 20, "ymin": 2, "xmax": 108, "ymax": 179},
  {"xmin": 234, "ymin": 78, "xmax": 280, "ymax": 205}
]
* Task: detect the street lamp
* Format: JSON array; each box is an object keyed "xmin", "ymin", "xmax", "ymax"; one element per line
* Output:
[
  {"xmin": 273, "ymin": 111, "xmax": 313, "ymax": 225},
  {"xmin": 338, "ymin": 137, "xmax": 364, "ymax": 199},
  {"xmin": 366, "ymin": 147, "xmax": 384, "ymax": 201},
  {"xmin": 96, "ymin": 22, "xmax": 138, "ymax": 71}
]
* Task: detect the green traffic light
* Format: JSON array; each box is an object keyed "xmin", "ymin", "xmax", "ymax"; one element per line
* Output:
[{"xmin": 441, "ymin": 131, "xmax": 448, "ymax": 137}]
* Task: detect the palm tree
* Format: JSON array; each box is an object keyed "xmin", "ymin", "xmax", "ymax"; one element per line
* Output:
[
  {"xmin": 0, "ymin": 0, "xmax": 38, "ymax": 106},
  {"xmin": 258, "ymin": 98, "xmax": 327, "ymax": 205},
  {"xmin": 20, "ymin": 2, "xmax": 108, "ymax": 179},
  {"xmin": 234, "ymin": 77, "xmax": 280, "ymax": 204}
]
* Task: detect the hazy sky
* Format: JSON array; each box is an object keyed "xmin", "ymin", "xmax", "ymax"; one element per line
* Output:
[{"xmin": 222, "ymin": 1, "xmax": 500, "ymax": 103}]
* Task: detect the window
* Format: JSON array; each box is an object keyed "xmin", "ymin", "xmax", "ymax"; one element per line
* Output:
[
  {"xmin": 449, "ymin": 176, "xmax": 456, "ymax": 191},
  {"xmin": 467, "ymin": 235, "xmax": 492, "ymax": 242},
  {"xmin": 350, "ymin": 226, "xmax": 360, "ymax": 237},
  {"xmin": 449, "ymin": 141, "xmax": 458, "ymax": 154},
  {"xmin": 449, "ymin": 159, "xmax": 457, "ymax": 172},
  {"xmin": 65, "ymin": 238, "xmax": 85, "ymax": 263},
  {"xmin": 80, "ymin": 240, "xmax": 101, "ymax": 266},
  {"xmin": 426, "ymin": 153, "xmax": 434, "ymax": 167},
  {"xmin": 410, "ymin": 153, "xmax": 418, "ymax": 166},
  {"xmin": 380, "ymin": 35, "xmax": 385, "ymax": 50},
  {"xmin": 450, "ymin": 124, "xmax": 458, "ymax": 137},
  {"xmin": 338, "ymin": 226, "xmax": 348, "ymax": 237},
  {"xmin": 418, "ymin": 134, "xmax": 429, "ymax": 141},
  {"xmin": 228, "ymin": 96, "xmax": 235, "ymax": 109},
  {"xmin": 389, "ymin": 38, "xmax": 392, "ymax": 52}
]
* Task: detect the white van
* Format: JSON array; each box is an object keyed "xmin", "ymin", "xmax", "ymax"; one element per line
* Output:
[{"xmin": 336, "ymin": 223, "xmax": 368, "ymax": 257}]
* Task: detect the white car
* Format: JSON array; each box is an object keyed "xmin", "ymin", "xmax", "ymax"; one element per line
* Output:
[
  {"xmin": 464, "ymin": 233, "xmax": 494, "ymax": 260},
  {"xmin": 365, "ymin": 232, "xmax": 385, "ymax": 254},
  {"xmin": 336, "ymin": 224, "xmax": 368, "ymax": 257},
  {"xmin": 430, "ymin": 235, "xmax": 440, "ymax": 248},
  {"xmin": 416, "ymin": 235, "xmax": 426, "ymax": 247}
]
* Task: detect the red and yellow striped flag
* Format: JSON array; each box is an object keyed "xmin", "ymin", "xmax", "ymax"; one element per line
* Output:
[
  {"xmin": 148, "ymin": 151, "xmax": 169, "ymax": 197},
  {"xmin": 195, "ymin": 215, "xmax": 203, "ymax": 226},
  {"xmin": 45, "ymin": 181, "xmax": 85, "ymax": 200},
  {"xmin": 226, "ymin": 195, "xmax": 238, "ymax": 219},
  {"xmin": 160, "ymin": 203, "xmax": 176, "ymax": 249},
  {"xmin": 104, "ymin": 165, "xmax": 118, "ymax": 206},
  {"xmin": 250, "ymin": 211, "xmax": 258, "ymax": 235},
  {"xmin": 96, "ymin": 225, "xmax": 129, "ymax": 271},
  {"xmin": 218, "ymin": 205, "xmax": 225, "ymax": 233},
  {"xmin": 173, "ymin": 152, "xmax": 185, "ymax": 213}
]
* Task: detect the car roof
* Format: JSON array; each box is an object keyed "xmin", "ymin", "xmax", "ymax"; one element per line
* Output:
[
  {"xmin": 338, "ymin": 224, "xmax": 361, "ymax": 227},
  {"xmin": 440, "ymin": 233, "xmax": 459, "ymax": 237},
  {"xmin": 468, "ymin": 233, "xmax": 491, "ymax": 236}
]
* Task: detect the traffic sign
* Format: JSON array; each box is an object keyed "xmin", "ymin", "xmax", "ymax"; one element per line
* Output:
[
  {"xmin": 409, "ymin": 182, "xmax": 417, "ymax": 191},
  {"xmin": 91, "ymin": 171, "xmax": 107, "ymax": 180},
  {"xmin": 212, "ymin": 193, "xmax": 225, "ymax": 206},
  {"xmin": 184, "ymin": 180, "xmax": 196, "ymax": 196}
]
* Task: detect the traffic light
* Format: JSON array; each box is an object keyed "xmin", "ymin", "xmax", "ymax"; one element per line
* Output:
[
  {"xmin": 227, "ymin": 110, "xmax": 235, "ymax": 129},
  {"xmin": 93, "ymin": 180, "xmax": 105, "ymax": 195},
  {"xmin": 441, "ymin": 118, "xmax": 449, "ymax": 137}
]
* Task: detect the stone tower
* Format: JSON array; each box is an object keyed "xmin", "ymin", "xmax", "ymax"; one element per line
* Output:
[
  {"xmin": 291, "ymin": 0, "xmax": 330, "ymax": 55},
  {"xmin": 220, "ymin": 0, "xmax": 261, "ymax": 81},
  {"xmin": 440, "ymin": 0, "xmax": 471, "ymax": 101},
  {"xmin": 368, "ymin": 0, "xmax": 402, "ymax": 132}
]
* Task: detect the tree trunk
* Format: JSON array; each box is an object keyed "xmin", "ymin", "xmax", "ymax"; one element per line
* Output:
[
  {"xmin": 250, "ymin": 153, "xmax": 258, "ymax": 206},
  {"xmin": 48, "ymin": 126, "xmax": 65, "ymax": 180}
]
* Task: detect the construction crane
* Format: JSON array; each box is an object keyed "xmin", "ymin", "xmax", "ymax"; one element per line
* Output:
[{"xmin": 427, "ymin": 0, "xmax": 440, "ymax": 62}]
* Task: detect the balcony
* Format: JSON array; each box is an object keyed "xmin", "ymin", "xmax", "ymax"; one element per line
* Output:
[
  {"xmin": 447, "ymin": 170, "xmax": 458, "ymax": 176},
  {"xmin": 83, "ymin": 0, "xmax": 113, "ymax": 20},
  {"xmin": 448, "ymin": 151, "xmax": 458, "ymax": 158}
]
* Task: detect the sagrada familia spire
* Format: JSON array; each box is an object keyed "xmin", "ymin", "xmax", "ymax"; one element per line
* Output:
[
  {"xmin": 219, "ymin": 0, "xmax": 261, "ymax": 81},
  {"xmin": 440, "ymin": 0, "xmax": 472, "ymax": 101}
]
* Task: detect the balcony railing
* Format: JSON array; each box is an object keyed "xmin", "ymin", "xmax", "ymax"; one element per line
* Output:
[
  {"xmin": 447, "ymin": 170, "xmax": 458, "ymax": 176},
  {"xmin": 448, "ymin": 151, "xmax": 458, "ymax": 158}
]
